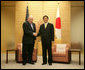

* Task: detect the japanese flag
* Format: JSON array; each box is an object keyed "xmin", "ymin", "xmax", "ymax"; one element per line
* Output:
[{"xmin": 55, "ymin": 5, "xmax": 61, "ymax": 39}]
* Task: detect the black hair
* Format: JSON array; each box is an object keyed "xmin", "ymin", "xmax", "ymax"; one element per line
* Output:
[{"xmin": 43, "ymin": 15, "xmax": 49, "ymax": 19}]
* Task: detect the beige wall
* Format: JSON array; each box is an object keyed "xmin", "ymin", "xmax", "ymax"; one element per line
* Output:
[
  {"xmin": 71, "ymin": 6, "xmax": 84, "ymax": 53},
  {"xmin": 15, "ymin": 1, "xmax": 71, "ymax": 56},
  {"xmin": 1, "ymin": 2, "xmax": 15, "ymax": 53},
  {"xmin": 1, "ymin": 1, "xmax": 71, "ymax": 55},
  {"xmin": 1, "ymin": 1, "xmax": 84, "ymax": 55}
]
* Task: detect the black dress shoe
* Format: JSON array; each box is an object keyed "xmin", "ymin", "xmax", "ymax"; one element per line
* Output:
[
  {"xmin": 29, "ymin": 62, "xmax": 35, "ymax": 64},
  {"xmin": 23, "ymin": 63, "xmax": 26, "ymax": 65},
  {"xmin": 42, "ymin": 63, "xmax": 47, "ymax": 65},
  {"xmin": 49, "ymin": 63, "xmax": 52, "ymax": 65}
]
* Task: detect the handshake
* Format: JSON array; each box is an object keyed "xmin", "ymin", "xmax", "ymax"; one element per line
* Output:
[
  {"xmin": 33, "ymin": 32, "xmax": 38, "ymax": 36},
  {"xmin": 33, "ymin": 20, "xmax": 42, "ymax": 37}
]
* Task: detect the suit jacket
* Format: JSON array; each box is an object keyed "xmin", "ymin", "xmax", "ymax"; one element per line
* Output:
[
  {"xmin": 22, "ymin": 21, "xmax": 36, "ymax": 44},
  {"xmin": 38, "ymin": 23, "xmax": 54, "ymax": 43}
]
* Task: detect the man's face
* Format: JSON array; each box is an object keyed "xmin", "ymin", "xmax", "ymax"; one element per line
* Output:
[
  {"xmin": 27, "ymin": 17, "xmax": 33, "ymax": 24},
  {"xmin": 43, "ymin": 17, "xmax": 48, "ymax": 23}
]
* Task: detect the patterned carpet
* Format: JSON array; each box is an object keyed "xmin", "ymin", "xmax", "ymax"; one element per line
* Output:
[{"xmin": 1, "ymin": 53, "xmax": 84, "ymax": 69}]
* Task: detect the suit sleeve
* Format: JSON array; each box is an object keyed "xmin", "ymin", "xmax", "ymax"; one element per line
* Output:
[
  {"xmin": 37, "ymin": 31, "xmax": 40, "ymax": 36},
  {"xmin": 51, "ymin": 24, "xmax": 54, "ymax": 41},
  {"xmin": 36, "ymin": 26, "xmax": 41, "ymax": 37},
  {"xmin": 23, "ymin": 23, "xmax": 33, "ymax": 36},
  {"xmin": 33, "ymin": 23, "xmax": 36, "ymax": 32},
  {"xmin": 34, "ymin": 23, "xmax": 36, "ymax": 39}
]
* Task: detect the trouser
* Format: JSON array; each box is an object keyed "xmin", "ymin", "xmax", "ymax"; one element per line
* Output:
[
  {"xmin": 42, "ymin": 40, "xmax": 52, "ymax": 63},
  {"xmin": 22, "ymin": 43, "xmax": 34, "ymax": 63}
]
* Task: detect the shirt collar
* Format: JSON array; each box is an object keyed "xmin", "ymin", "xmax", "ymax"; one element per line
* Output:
[{"xmin": 44, "ymin": 22, "xmax": 48, "ymax": 25}]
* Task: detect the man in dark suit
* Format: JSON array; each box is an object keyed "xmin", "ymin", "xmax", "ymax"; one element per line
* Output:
[
  {"xmin": 22, "ymin": 15, "xmax": 37, "ymax": 65},
  {"xmin": 37, "ymin": 15, "xmax": 54, "ymax": 65}
]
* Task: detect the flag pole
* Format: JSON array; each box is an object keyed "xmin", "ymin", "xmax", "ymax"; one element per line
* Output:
[
  {"xmin": 58, "ymin": 3, "xmax": 59, "ymax": 9},
  {"xmin": 27, "ymin": 2, "xmax": 28, "ymax": 5},
  {"xmin": 55, "ymin": 2, "xmax": 62, "ymax": 44},
  {"xmin": 55, "ymin": 3, "xmax": 60, "ymax": 39},
  {"xmin": 58, "ymin": 3, "xmax": 61, "ymax": 42}
]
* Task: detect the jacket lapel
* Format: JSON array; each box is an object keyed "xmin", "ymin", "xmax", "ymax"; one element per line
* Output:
[
  {"xmin": 27, "ymin": 22, "xmax": 34, "ymax": 31},
  {"xmin": 42, "ymin": 24, "xmax": 45, "ymax": 30}
]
